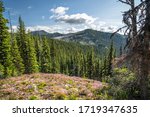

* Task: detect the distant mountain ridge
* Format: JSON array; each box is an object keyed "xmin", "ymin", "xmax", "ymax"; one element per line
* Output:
[{"xmin": 31, "ymin": 29, "xmax": 126, "ymax": 54}]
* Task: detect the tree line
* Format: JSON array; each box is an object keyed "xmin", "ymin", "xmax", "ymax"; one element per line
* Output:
[{"xmin": 0, "ymin": 0, "xmax": 115, "ymax": 80}]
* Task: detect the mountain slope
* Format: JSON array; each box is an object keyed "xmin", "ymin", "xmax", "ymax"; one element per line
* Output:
[
  {"xmin": 31, "ymin": 29, "xmax": 126, "ymax": 53},
  {"xmin": 0, "ymin": 73, "xmax": 107, "ymax": 100}
]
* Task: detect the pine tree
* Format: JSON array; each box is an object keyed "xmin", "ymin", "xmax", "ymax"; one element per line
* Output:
[
  {"xmin": 41, "ymin": 37, "xmax": 51, "ymax": 73},
  {"xmin": 50, "ymin": 40, "xmax": 59, "ymax": 73},
  {"xmin": 0, "ymin": 0, "xmax": 13, "ymax": 77},
  {"xmin": 94, "ymin": 59, "xmax": 101, "ymax": 81},
  {"xmin": 87, "ymin": 48, "xmax": 95, "ymax": 79},
  {"xmin": 80, "ymin": 54, "xmax": 86, "ymax": 77},
  {"xmin": 16, "ymin": 16, "xmax": 28, "ymax": 73},
  {"xmin": 74, "ymin": 56, "xmax": 80, "ymax": 76},
  {"xmin": 107, "ymin": 40, "xmax": 114, "ymax": 76},
  {"xmin": 16, "ymin": 17, "xmax": 38, "ymax": 73},
  {"xmin": 34, "ymin": 36, "xmax": 42, "ymax": 71},
  {"xmin": 68, "ymin": 56, "xmax": 75, "ymax": 76},
  {"xmin": 11, "ymin": 34, "xmax": 24, "ymax": 75},
  {"xmin": 26, "ymin": 33, "xmax": 39, "ymax": 73},
  {"xmin": 102, "ymin": 55, "xmax": 107, "ymax": 76}
]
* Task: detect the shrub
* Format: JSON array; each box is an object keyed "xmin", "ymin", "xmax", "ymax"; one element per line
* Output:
[{"xmin": 106, "ymin": 68, "xmax": 137, "ymax": 99}]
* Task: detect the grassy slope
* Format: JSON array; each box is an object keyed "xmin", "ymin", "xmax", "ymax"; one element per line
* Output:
[{"xmin": 0, "ymin": 73, "xmax": 107, "ymax": 100}]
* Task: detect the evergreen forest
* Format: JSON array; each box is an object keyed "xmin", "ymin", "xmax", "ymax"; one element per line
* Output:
[{"xmin": 0, "ymin": 0, "xmax": 150, "ymax": 100}]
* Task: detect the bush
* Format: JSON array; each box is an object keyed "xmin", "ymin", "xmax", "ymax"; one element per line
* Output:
[{"xmin": 106, "ymin": 68, "xmax": 137, "ymax": 99}]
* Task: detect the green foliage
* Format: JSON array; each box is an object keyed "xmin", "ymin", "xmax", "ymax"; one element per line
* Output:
[
  {"xmin": 11, "ymin": 35, "xmax": 25, "ymax": 75},
  {"xmin": 29, "ymin": 95, "xmax": 39, "ymax": 100},
  {"xmin": 26, "ymin": 34, "xmax": 39, "ymax": 73},
  {"xmin": 67, "ymin": 94, "xmax": 78, "ymax": 100},
  {"xmin": 41, "ymin": 37, "xmax": 51, "ymax": 73},
  {"xmin": 87, "ymin": 48, "xmax": 95, "ymax": 79},
  {"xmin": 37, "ymin": 82, "xmax": 46, "ymax": 89},
  {"xmin": 50, "ymin": 40, "xmax": 59, "ymax": 73},
  {"xmin": 16, "ymin": 17, "xmax": 39, "ymax": 73},
  {"xmin": 0, "ymin": 0, "xmax": 117, "ymax": 84},
  {"xmin": 34, "ymin": 36, "xmax": 42, "ymax": 70},
  {"xmin": 106, "ymin": 68, "xmax": 137, "ymax": 99},
  {"xmin": 107, "ymin": 40, "xmax": 114, "ymax": 76},
  {"xmin": 0, "ymin": 0, "xmax": 13, "ymax": 77}
]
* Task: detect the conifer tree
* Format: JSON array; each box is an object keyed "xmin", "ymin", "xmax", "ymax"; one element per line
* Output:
[
  {"xmin": 34, "ymin": 36, "xmax": 42, "ymax": 71},
  {"xmin": 16, "ymin": 16, "xmax": 28, "ymax": 73},
  {"xmin": 16, "ymin": 17, "xmax": 38, "ymax": 73},
  {"xmin": 107, "ymin": 40, "xmax": 114, "ymax": 76},
  {"xmin": 0, "ymin": 0, "xmax": 13, "ymax": 77},
  {"xmin": 94, "ymin": 59, "xmax": 101, "ymax": 81},
  {"xmin": 87, "ymin": 49, "xmax": 95, "ymax": 79},
  {"xmin": 74, "ymin": 56, "xmax": 80, "ymax": 76},
  {"xmin": 41, "ymin": 37, "xmax": 51, "ymax": 73},
  {"xmin": 50, "ymin": 40, "xmax": 58, "ymax": 73},
  {"xmin": 11, "ymin": 34, "xmax": 24, "ymax": 75},
  {"xmin": 80, "ymin": 54, "xmax": 86, "ymax": 77},
  {"xmin": 102, "ymin": 55, "xmax": 107, "ymax": 76},
  {"xmin": 69, "ymin": 56, "xmax": 75, "ymax": 76},
  {"xmin": 26, "ymin": 33, "xmax": 39, "ymax": 73}
]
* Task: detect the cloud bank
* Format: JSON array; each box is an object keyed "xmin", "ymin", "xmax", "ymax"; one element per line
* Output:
[{"xmin": 11, "ymin": 6, "xmax": 123, "ymax": 34}]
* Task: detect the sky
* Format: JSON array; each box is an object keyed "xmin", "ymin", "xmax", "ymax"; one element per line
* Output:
[{"xmin": 3, "ymin": 0, "xmax": 131, "ymax": 34}]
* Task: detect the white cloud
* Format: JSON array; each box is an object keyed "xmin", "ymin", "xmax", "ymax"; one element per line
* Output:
[
  {"xmin": 11, "ymin": 24, "xmax": 123, "ymax": 34},
  {"xmin": 50, "ymin": 7, "xmax": 96, "ymax": 26},
  {"xmin": 10, "ymin": 6, "xmax": 123, "ymax": 34},
  {"xmin": 49, "ymin": 6, "xmax": 123, "ymax": 33},
  {"xmin": 50, "ymin": 6, "xmax": 69, "ymax": 15},
  {"xmin": 54, "ymin": 13, "xmax": 96, "ymax": 25}
]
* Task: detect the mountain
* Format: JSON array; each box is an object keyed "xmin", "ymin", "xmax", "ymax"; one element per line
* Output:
[
  {"xmin": 31, "ymin": 30, "xmax": 64, "ymax": 38},
  {"xmin": 31, "ymin": 29, "xmax": 126, "ymax": 54}
]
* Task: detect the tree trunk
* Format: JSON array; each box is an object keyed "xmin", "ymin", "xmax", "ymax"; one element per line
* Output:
[{"xmin": 138, "ymin": 0, "xmax": 150, "ymax": 99}]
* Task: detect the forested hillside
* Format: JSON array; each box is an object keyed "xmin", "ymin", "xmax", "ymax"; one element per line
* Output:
[
  {"xmin": 0, "ymin": 0, "xmax": 116, "ymax": 100},
  {"xmin": 0, "ymin": 16, "xmax": 115, "ymax": 80},
  {"xmin": 0, "ymin": 0, "xmax": 150, "ymax": 100},
  {"xmin": 31, "ymin": 29, "xmax": 126, "ymax": 54},
  {"xmin": 0, "ymin": 8, "xmax": 115, "ymax": 80}
]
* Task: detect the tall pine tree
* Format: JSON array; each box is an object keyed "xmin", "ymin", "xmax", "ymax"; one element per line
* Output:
[
  {"xmin": 41, "ymin": 37, "xmax": 51, "ymax": 73},
  {"xmin": 87, "ymin": 48, "xmax": 95, "ymax": 79},
  {"xmin": 11, "ymin": 34, "xmax": 24, "ymax": 75},
  {"xmin": 26, "ymin": 33, "xmax": 39, "ymax": 73},
  {"xmin": 16, "ymin": 16, "xmax": 38, "ymax": 73},
  {"xmin": 0, "ymin": 0, "xmax": 13, "ymax": 77},
  {"xmin": 107, "ymin": 40, "xmax": 114, "ymax": 76}
]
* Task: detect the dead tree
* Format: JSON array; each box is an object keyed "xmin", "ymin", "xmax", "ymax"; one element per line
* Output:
[{"xmin": 115, "ymin": 0, "xmax": 150, "ymax": 99}]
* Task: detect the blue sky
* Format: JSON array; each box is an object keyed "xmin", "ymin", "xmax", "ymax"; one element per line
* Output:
[{"xmin": 3, "ymin": 0, "xmax": 130, "ymax": 33}]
